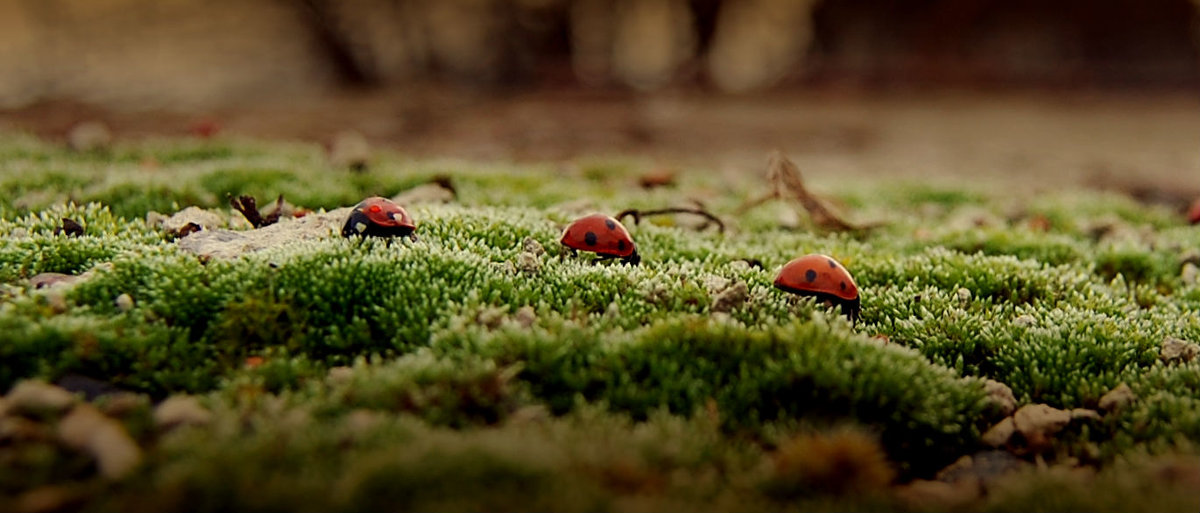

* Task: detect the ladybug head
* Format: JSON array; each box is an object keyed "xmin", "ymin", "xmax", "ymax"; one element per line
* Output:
[{"xmin": 839, "ymin": 296, "xmax": 861, "ymax": 325}]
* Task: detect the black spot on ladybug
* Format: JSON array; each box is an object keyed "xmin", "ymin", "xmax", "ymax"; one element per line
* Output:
[
  {"xmin": 827, "ymin": 259, "xmax": 837, "ymax": 268},
  {"xmin": 584, "ymin": 231, "xmax": 598, "ymax": 246},
  {"xmin": 617, "ymin": 239, "xmax": 627, "ymax": 251},
  {"xmin": 840, "ymin": 281, "xmax": 847, "ymax": 291},
  {"xmin": 805, "ymin": 269, "xmax": 817, "ymax": 282},
  {"xmin": 605, "ymin": 218, "xmax": 616, "ymax": 230}
]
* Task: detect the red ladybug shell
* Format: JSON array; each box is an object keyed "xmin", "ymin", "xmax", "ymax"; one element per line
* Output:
[
  {"xmin": 774, "ymin": 254, "xmax": 858, "ymax": 301},
  {"xmin": 560, "ymin": 214, "xmax": 636, "ymax": 257},
  {"xmin": 359, "ymin": 197, "xmax": 415, "ymax": 229}
]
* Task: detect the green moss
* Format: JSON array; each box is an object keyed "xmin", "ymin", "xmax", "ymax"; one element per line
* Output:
[{"xmin": 1, "ymin": 133, "xmax": 1199, "ymax": 511}]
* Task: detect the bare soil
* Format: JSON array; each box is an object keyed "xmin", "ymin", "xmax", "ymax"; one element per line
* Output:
[{"xmin": 2, "ymin": 88, "xmax": 1198, "ymax": 202}]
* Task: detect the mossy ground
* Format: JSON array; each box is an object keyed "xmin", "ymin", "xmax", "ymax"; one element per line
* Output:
[{"xmin": 1, "ymin": 133, "xmax": 1199, "ymax": 511}]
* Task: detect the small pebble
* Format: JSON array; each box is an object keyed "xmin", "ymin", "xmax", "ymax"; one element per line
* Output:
[
  {"xmin": 476, "ymin": 307, "xmax": 506, "ymax": 329},
  {"xmin": 6, "ymin": 380, "xmax": 76, "ymax": 415},
  {"xmin": 711, "ymin": 281, "xmax": 749, "ymax": 313},
  {"xmin": 1160, "ymin": 337, "xmax": 1199, "ymax": 364},
  {"xmin": 514, "ymin": 306, "xmax": 537, "ymax": 328},
  {"xmin": 58, "ymin": 404, "xmax": 141, "ymax": 479},
  {"xmin": 982, "ymin": 379, "xmax": 1016, "ymax": 416},
  {"xmin": 29, "ymin": 273, "xmax": 77, "ymax": 290},
  {"xmin": 153, "ymin": 395, "xmax": 212, "ymax": 429},
  {"xmin": 1013, "ymin": 404, "xmax": 1071, "ymax": 439},
  {"xmin": 1181, "ymin": 263, "xmax": 1198, "ymax": 285},
  {"xmin": 1099, "ymin": 383, "xmax": 1136, "ymax": 412},
  {"xmin": 521, "ymin": 237, "xmax": 545, "ymax": 256},
  {"xmin": 981, "ymin": 417, "xmax": 1015, "ymax": 447},
  {"xmin": 115, "ymin": 294, "xmax": 134, "ymax": 311},
  {"xmin": 327, "ymin": 366, "xmax": 355, "ymax": 385},
  {"xmin": 956, "ymin": 287, "xmax": 972, "ymax": 307},
  {"xmin": 1012, "ymin": 314, "xmax": 1036, "ymax": 328},
  {"xmin": 516, "ymin": 251, "xmax": 541, "ymax": 273}
]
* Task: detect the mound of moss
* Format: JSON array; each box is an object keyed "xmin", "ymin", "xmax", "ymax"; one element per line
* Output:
[{"xmin": 2, "ymin": 133, "xmax": 1199, "ymax": 512}]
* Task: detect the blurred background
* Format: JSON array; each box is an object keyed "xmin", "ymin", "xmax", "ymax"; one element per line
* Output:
[{"xmin": 0, "ymin": 0, "xmax": 1197, "ymax": 190}]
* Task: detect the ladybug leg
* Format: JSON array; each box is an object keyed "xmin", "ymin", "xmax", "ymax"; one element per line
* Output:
[
  {"xmin": 407, "ymin": 233, "xmax": 420, "ymax": 243},
  {"xmin": 592, "ymin": 254, "xmax": 617, "ymax": 264}
]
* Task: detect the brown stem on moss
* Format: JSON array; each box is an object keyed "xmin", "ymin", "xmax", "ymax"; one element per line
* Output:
[
  {"xmin": 229, "ymin": 195, "xmax": 264, "ymax": 228},
  {"xmin": 262, "ymin": 195, "xmax": 285, "ymax": 226},
  {"xmin": 231, "ymin": 194, "xmax": 286, "ymax": 229},
  {"xmin": 616, "ymin": 205, "xmax": 726, "ymax": 233}
]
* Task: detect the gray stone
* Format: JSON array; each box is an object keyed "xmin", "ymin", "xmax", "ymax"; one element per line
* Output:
[
  {"xmin": 177, "ymin": 208, "xmax": 351, "ymax": 259},
  {"xmin": 147, "ymin": 206, "xmax": 231, "ymax": 235}
]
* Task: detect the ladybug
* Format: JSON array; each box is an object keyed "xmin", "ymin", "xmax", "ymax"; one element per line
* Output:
[
  {"xmin": 774, "ymin": 254, "xmax": 860, "ymax": 321},
  {"xmin": 341, "ymin": 196, "xmax": 417, "ymax": 241},
  {"xmin": 560, "ymin": 213, "xmax": 640, "ymax": 265}
]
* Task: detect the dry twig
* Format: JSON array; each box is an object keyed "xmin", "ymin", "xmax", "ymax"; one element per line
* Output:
[
  {"xmin": 738, "ymin": 151, "xmax": 872, "ymax": 232},
  {"xmin": 230, "ymin": 194, "xmax": 285, "ymax": 228},
  {"xmin": 616, "ymin": 204, "xmax": 726, "ymax": 233}
]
